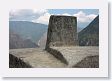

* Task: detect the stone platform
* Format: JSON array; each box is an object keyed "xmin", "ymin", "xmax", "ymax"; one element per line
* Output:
[
  {"xmin": 9, "ymin": 48, "xmax": 66, "ymax": 68},
  {"xmin": 9, "ymin": 46, "xmax": 99, "ymax": 68},
  {"xmin": 49, "ymin": 46, "xmax": 99, "ymax": 67}
]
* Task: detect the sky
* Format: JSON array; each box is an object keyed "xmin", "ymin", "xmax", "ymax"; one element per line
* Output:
[{"xmin": 9, "ymin": 9, "xmax": 99, "ymax": 28}]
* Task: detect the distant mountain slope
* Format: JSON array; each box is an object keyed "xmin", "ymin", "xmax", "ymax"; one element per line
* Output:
[
  {"xmin": 77, "ymin": 27, "xmax": 83, "ymax": 32},
  {"xmin": 9, "ymin": 21, "xmax": 48, "ymax": 43},
  {"xmin": 38, "ymin": 32, "xmax": 47, "ymax": 48},
  {"xmin": 78, "ymin": 15, "xmax": 99, "ymax": 46},
  {"xmin": 9, "ymin": 31, "xmax": 38, "ymax": 49}
]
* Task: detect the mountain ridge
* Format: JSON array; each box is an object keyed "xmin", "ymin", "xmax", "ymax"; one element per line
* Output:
[
  {"xmin": 9, "ymin": 21, "xmax": 48, "ymax": 43},
  {"xmin": 9, "ymin": 30, "xmax": 38, "ymax": 49},
  {"xmin": 78, "ymin": 15, "xmax": 99, "ymax": 46}
]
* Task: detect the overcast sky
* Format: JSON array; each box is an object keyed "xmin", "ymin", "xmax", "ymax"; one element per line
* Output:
[{"xmin": 9, "ymin": 9, "xmax": 99, "ymax": 28}]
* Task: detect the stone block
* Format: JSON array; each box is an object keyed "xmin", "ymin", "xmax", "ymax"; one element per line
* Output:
[{"xmin": 46, "ymin": 15, "xmax": 78, "ymax": 49}]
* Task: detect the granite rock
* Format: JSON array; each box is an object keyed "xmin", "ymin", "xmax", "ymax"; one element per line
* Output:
[{"xmin": 46, "ymin": 15, "xmax": 78, "ymax": 49}]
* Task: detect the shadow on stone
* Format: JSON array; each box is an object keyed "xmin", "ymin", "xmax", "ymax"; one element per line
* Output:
[
  {"xmin": 9, "ymin": 54, "xmax": 32, "ymax": 68},
  {"xmin": 46, "ymin": 48, "xmax": 68, "ymax": 65},
  {"xmin": 73, "ymin": 55, "xmax": 99, "ymax": 68}
]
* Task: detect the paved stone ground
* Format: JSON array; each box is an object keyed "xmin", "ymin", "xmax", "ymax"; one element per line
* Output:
[{"xmin": 9, "ymin": 46, "xmax": 99, "ymax": 68}]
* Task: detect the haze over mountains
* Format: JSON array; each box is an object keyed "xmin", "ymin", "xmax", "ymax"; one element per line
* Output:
[
  {"xmin": 9, "ymin": 21, "xmax": 48, "ymax": 43},
  {"xmin": 9, "ymin": 30, "xmax": 38, "ymax": 49}
]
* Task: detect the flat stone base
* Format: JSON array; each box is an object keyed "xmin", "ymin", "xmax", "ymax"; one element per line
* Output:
[
  {"xmin": 9, "ymin": 48, "xmax": 66, "ymax": 68},
  {"xmin": 48, "ymin": 46, "xmax": 99, "ymax": 67},
  {"xmin": 9, "ymin": 46, "xmax": 99, "ymax": 68}
]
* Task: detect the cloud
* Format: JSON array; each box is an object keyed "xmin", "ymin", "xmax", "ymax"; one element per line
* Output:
[
  {"xmin": 33, "ymin": 11, "xmax": 97, "ymax": 25},
  {"xmin": 9, "ymin": 10, "xmax": 97, "ymax": 25},
  {"xmin": 9, "ymin": 9, "xmax": 47, "ymax": 21},
  {"xmin": 62, "ymin": 13, "xmax": 71, "ymax": 16},
  {"xmin": 33, "ymin": 13, "xmax": 72, "ymax": 25},
  {"xmin": 32, "ymin": 9, "xmax": 47, "ymax": 14},
  {"xmin": 73, "ymin": 11, "xmax": 97, "ymax": 23},
  {"xmin": 32, "ymin": 12, "xmax": 51, "ymax": 24}
]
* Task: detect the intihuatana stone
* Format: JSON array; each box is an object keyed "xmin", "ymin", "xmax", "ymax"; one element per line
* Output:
[
  {"xmin": 9, "ymin": 15, "xmax": 99, "ymax": 68},
  {"xmin": 45, "ymin": 15, "xmax": 78, "ymax": 49}
]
